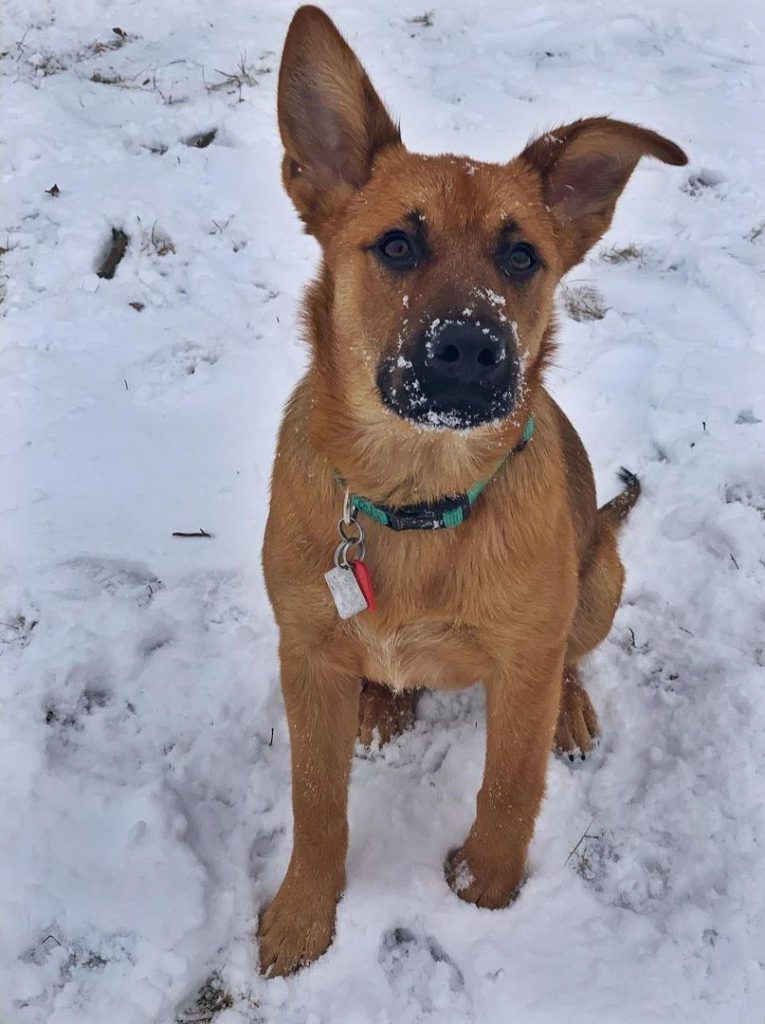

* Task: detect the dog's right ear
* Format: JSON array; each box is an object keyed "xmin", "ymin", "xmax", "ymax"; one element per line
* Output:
[{"xmin": 277, "ymin": 6, "xmax": 401, "ymax": 231}]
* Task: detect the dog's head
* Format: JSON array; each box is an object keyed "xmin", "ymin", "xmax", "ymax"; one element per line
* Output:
[{"xmin": 277, "ymin": 6, "xmax": 686, "ymax": 486}]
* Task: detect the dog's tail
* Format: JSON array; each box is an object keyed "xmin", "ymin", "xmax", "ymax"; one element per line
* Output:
[{"xmin": 598, "ymin": 467, "xmax": 641, "ymax": 528}]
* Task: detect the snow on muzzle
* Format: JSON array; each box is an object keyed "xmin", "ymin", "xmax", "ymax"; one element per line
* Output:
[{"xmin": 377, "ymin": 315, "xmax": 521, "ymax": 430}]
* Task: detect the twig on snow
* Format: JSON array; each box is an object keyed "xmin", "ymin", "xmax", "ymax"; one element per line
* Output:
[{"xmin": 565, "ymin": 819, "xmax": 595, "ymax": 866}]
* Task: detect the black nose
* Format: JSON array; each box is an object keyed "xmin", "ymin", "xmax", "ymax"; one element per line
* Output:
[
  {"xmin": 376, "ymin": 315, "xmax": 519, "ymax": 429},
  {"xmin": 425, "ymin": 323, "xmax": 507, "ymax": 384}
]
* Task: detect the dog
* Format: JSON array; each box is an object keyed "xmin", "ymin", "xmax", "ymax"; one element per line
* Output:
[{"xmin": 258, "ymin": 4, "xmax": 687, "ymax": 976}]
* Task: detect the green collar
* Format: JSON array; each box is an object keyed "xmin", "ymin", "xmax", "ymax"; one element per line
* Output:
[{"xmin": 346, "ymin": 415, "xmax": 535, "ymax": 531}]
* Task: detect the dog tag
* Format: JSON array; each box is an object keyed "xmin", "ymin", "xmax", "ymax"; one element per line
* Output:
[
  {"xmin": 324, "ymin": 565, "xmax": 369, "ymax": 619},
  {"xmin": 351, "ymin": 559, "xmax": 376, "ymax": 612}
]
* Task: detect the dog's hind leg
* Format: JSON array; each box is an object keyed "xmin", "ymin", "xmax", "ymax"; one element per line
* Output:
[
  {"xmin": 555, "ymin": 665, "xmax": 600, "ymax": 758},
  {"xmin": 569, "ymin": 505, "xmax": 628, "ymax": 664},
  {"xmin": 358, "ymin": 679, "xmax": 419, "ymax": 747},
  {"xmin": 556, "ymin": 489, "xmax": 631, "ymax": 757}
]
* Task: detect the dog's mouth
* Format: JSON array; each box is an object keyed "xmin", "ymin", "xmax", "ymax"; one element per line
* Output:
[
  {"xmin": 376, "ymin": 318, "xmax": 521, "ymax": 430},
  {"xmin": 377, "ymin": 371, "xmax": 516, "ymax": 430}
]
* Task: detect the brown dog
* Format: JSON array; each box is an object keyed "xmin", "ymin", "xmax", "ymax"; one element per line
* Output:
[{"xmin": 259, "ymin": 5, "xmax": 687, "ymax": 976}]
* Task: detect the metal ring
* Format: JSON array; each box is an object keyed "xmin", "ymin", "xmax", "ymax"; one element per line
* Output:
[
  {"xmin": 338, "ymin": 518, "xmax": 364, "ymax": 544},
  {"xmin": 342, "ymin": 489, "xmax": 357, "ymax": 526},
  {"xmin": 334, "ymin": 538, "xmax": 366, "ymax": 568}
]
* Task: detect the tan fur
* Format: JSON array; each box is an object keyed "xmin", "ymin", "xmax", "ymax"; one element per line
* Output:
[{"xmin": 258, "ymin": 5, "xmax": 687, "ymax": 976}]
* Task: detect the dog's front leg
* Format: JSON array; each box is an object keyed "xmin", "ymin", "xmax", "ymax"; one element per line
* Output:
[
  {"xmin": 446, "ymin": 644, "xmax": 565, "ymax": 908},
  {"xmin": 258, "ymin": 641, "xmax": 360, "ymax": 976}
]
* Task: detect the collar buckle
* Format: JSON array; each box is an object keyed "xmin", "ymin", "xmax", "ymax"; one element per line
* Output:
[{"xmin": 385, "ymin": 493, "xmax": 471, "ymax": 531}]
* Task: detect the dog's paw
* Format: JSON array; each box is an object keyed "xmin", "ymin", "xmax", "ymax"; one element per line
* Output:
[
  {"xmin": 444, "ymin": 843, "xmax": 523, "ymax": 909},
  {"xmin": 554, "ymin": 679, "xmax": 599, "ymax": 760},
  {"xmin": 357, "ymin": 680, "xmax": 418, "ymax": 748},
  {"xmin": 257, "ymin": 875, "xmax": 338, "ymax": 977}
]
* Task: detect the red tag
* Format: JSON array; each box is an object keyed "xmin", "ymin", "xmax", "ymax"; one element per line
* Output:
[{"xmin": 351, "ymin": 559, "xmax": 376, "ymax": 612}]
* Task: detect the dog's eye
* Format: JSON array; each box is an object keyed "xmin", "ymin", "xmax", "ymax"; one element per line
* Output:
[
  {"xmin": 377, "ymin": 231, "xmax": 417, "ymax": 269},
  {"xmin": 499, "ymin": 242, "xmax": 539, "ymax": 280}
]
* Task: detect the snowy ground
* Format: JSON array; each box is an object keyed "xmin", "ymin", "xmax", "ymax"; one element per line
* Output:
[{"xmin": 2, "ymin": 0, "xmax": 765, "ymax": 1021}]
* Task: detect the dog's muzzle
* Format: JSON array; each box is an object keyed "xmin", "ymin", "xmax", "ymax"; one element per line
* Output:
[{"xmin": 377, "ymin": 318, "xmax": 520, "ymax": 429}]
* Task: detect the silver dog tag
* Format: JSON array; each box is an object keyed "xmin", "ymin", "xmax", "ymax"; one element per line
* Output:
[{"xmin": 324, "ymin": 565, "xmax": 368, "ymax": 619}]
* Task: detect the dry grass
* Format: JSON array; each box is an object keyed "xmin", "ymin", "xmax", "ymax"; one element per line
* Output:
[
  {"xmin": 89, "ymin": 66, "xmax": 189, "ymax": 106},
  {"xmin": 560, "ymin": 283, "xmax": 609, "ymax": 322},
  {"xmin": 600, "ymin": 243, "xmax": 644, "ymax": 264},
  {"xmin": 208, "ymin": 215, "xmax": 234, "ymax": 236},
  {"xmin": 406, "ymin": 11, "xmax": 435, "ymax": 27},
  {"xmin": 8, "ymin": 30, "xmax": 271, "ymax": 112},
  {"xmin": 206, "ymin": 52, "xmax": 271, "ymax": 99},
  {"xmin": 12, "ymin": 28, "xmax": 136, "ymax": 79},
  {"xmin": 139, "ymin": 220, "xmax": 175, "ymax": 258}
]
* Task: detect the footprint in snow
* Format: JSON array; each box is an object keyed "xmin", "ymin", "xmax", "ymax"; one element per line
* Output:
[
  {"xmin": 379, "ymin": 926, "xmax": 467, "ymax": 1014},
  {"xmin": 63, "ymin": 556, "xmax": 163, "ymax": 606},
  {"xmin": 137, "ymin": 341, "xmax": 221, "ymax": 399},
  {"xmin": 735, "ymin": 407, "xmax": 761, "ymax": 424},
  {"xmin": 682, "ymin": 168, "xmax": 724, "ymax": 197},
  {"xmin": 0, "ymin": 611, "xmax": 39, "ymax": 649}
]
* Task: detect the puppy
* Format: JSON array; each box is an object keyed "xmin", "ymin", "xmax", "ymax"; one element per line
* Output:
[{"xmin": 259, "ymin": 4, "xmax": 687, "ymax": 976}]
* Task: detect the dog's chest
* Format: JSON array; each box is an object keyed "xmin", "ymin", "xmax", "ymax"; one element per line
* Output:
[
  {"xmin": 344, "ymin": 530, "xmax": 507, "ymax": 688},
  {"xmin": 354, "ymin": 616, "xmax": 491, "ymax": 691}
]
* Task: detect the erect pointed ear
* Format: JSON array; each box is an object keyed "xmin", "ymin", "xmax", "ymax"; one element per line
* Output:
[
  {"xmin": 277, "ymin": 6, "xmax": 401, "ymax": 231},
  {"xmin": 520, "ymin": 117, "xmax": 687, "ymax": 270}
]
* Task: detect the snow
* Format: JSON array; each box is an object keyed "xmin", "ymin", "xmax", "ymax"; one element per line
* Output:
[{"xmin": 2, "ymin": 1, "xmax": 765, "ymax": 1022}]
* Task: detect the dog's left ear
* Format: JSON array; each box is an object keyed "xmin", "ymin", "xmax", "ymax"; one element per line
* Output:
[
  {"xmin": 520, "ymin": 117, "xmax": 687, "ymax": 270},
  {"xmin": 278, "ymin": 6, "xmax": 401, "ymax": 232}
]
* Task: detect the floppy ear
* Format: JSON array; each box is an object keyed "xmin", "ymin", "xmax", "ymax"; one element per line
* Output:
[
  {"xmin": 520, "ymin": 117, "xmax": 687, "ymax": 270},
  {"xmin": 277, "ymin": 5, "xmax": 401, "ymax": 231}
]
